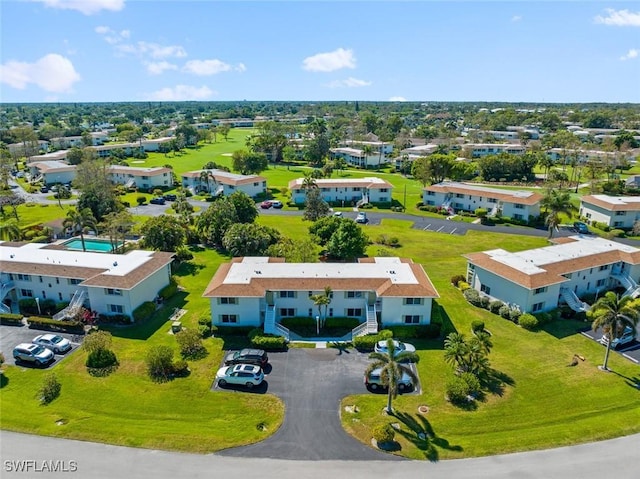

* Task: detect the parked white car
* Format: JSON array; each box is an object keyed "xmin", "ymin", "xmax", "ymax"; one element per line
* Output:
[
  {"xmin": 216, "ymin": 364, "xmax": 264, "ymax": 388},
  {"xmin": 13, "ymin": 343, "xmax": 55, "ymax": 366},
  {"xmin": 32, "ymin": 334, "xmax": 72, "ymax": 354},
  {"xmin": 374, "ymin": 339, "xmax": 416, "ymax": 355},
  {"xmin": 599, "ymin": 326, "xmax": 636, "ymax": 349}
]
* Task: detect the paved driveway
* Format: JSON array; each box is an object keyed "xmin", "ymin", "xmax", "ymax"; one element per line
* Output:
[
  {"xmin": 217, "ymin": 348, "xmax": 405, "ymax": 461},
  {"xmin": 0, "ymin": 323, "xmax": 81, "ymax": 368},
  {"xmin": 581, "ymin": 327, "xmax": 640, "ymax": 364}
]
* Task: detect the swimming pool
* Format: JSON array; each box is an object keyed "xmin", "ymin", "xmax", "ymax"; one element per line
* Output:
[{"xmin": 62, "ymin": 238, "xmax": 122, "ymax": 253}]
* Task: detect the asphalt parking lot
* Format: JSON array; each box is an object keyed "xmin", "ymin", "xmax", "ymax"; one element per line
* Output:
[
  {"xmin": 581, "ymin": 328, "xmax": 640, "ymax": 364},
  {"xmin": 0, "ymin": 324, "xmax": 81, "ymax": 368},
  {"xmin": 215, "ymin": 347, "xmax": 418, "ymax": 460}
]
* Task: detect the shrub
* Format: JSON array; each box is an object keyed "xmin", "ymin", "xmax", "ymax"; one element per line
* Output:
[
  {"xmin": 418, "ymin": 323, "xmax": 441, "ymax": 339},
  {"xmin": 0, "ymin": 313, "xmax": 23, "ymax": 326},
  {"xmin": 498, "ymin": 305, "xmax": 512, "ymax": 320},
  {"xmin": 607, "ymin": 229, "xmax": 625, "ymax": 238},
  {"xmin": 249, "ymin": 330, "xmax": 287, "ymax": 350},
  {"xmin": 86, "ymin": 348, "xmax": 118, "ymax": 369},
  {"xmin": 479, "ymin": 296, "xmax": 490, "ymax": 309},
  {"xmin": 132, "ymin": 301, "xmax": 156, "ymax": 322},
  {"xmin": 445, "ymin": 376, "xmax": 471, "ymax": 404},
  {"xmin": 518, "ymin": 313, "xmax": 539, "ymax": 331},
  {"xmin": 372, "ymin": 424, "xmax": 395, "ymax": 444},
  {"xmin": 158, "ymin": 280, "xmax": 178, "ymax": 300},
  {"xmin": 457, "ymin": 281, "xmax": 470, "ymax": 291},
  {"xmin": 463, "ymin": 288, "xmax": 482, "ymax": 306},
  {"xmin": 19, "ymin": 298, "xmax": 38, "ymax": 315},
  {"xmin": 172, "ymin": 359, "xmax": 190, "ymax": 377},
  {"xmin": 175, "ymin": 328, "xmax": 207, "ymax": 359},
  {"xmin": 323, "ymin": 317, "xmax": 361, "ymax": 329},
  {"xmin": 198, "ymin": 324, "xmax": 211, "ymax": 338},
  {"xmin": 509, "ymin": 309, "xmax": 522, "ymax": 323},
  {"xmin": 460, "ymin": 372, "xmax": 481, "ymax": 395},
  {"xmin": 38, "ymin": 373, "xmax": 61, "ymax": 405},
  {"xmin": 450, "ymin": 274, "xmax": 466, "ymax": 287},
  {"xmin": 386, "ymin": 325, "xmax": 422, "ymax": 339},
  {"xmin": 136, "ymin": 195, "xmax": 147, "ymax": 205},
  {"xmin": 82, "ymin": 330, "xmax": 113, "ymax": 354},
  {"xmin": 471, "ymin": 321, "xmax": 485, "ymax": 333},
  {"xmin": 353, "ymin": 330, "xmax": 393, "ymax": 351},
  {"xmin": 533, "ymin": 311, "xmax": 553, "ymax": 325},
  {"xmin": 174, "ymin": 246, "xmax": 194, "ymax": 262},
  {"xmin": 0, "ymin": 351, "xmax": 4, "ymax": 368},
  {"xmin": 146, "ymin": 345, "xmax": 174, "ymax": 382},
  {"xmin": 489, "ymin": 300, "xmax": 504, "ymax": 314},
  {"xmin": 214, "ymin": 325, "xmax": 255, "ymax": 336}
]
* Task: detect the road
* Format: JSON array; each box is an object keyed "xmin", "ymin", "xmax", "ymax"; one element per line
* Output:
[{"xmin": 1, "ymin": 430, "xmax": 638, "ymax": 479}]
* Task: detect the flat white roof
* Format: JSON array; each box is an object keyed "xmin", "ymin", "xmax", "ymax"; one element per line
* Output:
[
  {"xmin": 224, "ymin": 257, "xmax": 418, "ymax": 285},
  {"xmin": 1, "ymin": 242, "xmax": 157, "ymax": 277},
  {"xmin": 435, "ymin": 181, "xmax": 536, "ymax": 198},
  {"xmin": 587, "ymin": 195, "xmax": 640, "ymax": 206},
  {"xmin": 484, "ymin": 236, "xmax": 639, "ymax": 275}
]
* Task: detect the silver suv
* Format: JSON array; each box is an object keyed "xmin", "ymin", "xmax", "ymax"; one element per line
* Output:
[
  {"xmin": 365, "ymin": 367, "xmax": 413, "ymax": 392},
  {"xmin": 13, "ymin": 343, "xmax": 55, "ymax": 366}
]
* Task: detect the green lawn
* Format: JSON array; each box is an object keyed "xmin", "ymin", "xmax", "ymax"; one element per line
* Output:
[{"xmin": 0, "ymin": 247, "xmax": 284, "ymax": 452}]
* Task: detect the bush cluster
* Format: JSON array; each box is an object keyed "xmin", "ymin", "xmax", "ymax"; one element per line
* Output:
[
  {"xmin": 158, "ymin": 280, "xmax": 178, "ymax": 300},
  {"xmin": 0, "ymin": 313, "xmax": 23, "ymax": 326},
  {"xmin": 175, "ymin": 328, "xmax": 207, "ymax": 359},
  {"xmin": 463, "ymin": 288, "xmax": 482, "ymax": 306},
  {"xmin": 385, "ymin": 324, "xmax": 441, "ymax": 339},
  {"xmin": 212, "ymin": 325, "xmax": 255, "ymax": 337},
  {"xmin": 450, "ymin": 274, "xmax": 466, "ymax": 287},
  {"xmin": 197, "ymin": 317, "xmax": 212, "ymax": 338},
  {"xmin": 146, "ymin": 345, "xmax": 175, "ymax": 382},
  {"xmin": 446, "ymin": 372, "xmax": 480, "ymax": 405},
  {"xmin": 132, "ymin": 301, "xmax": 156, "ymax": 322},
  {"xmin": 518, "ymin": 313, "xmax": 539, "ymax": 331},
  {"xmin": 471, "ymin": 321, "xmax": 485, "ymax": 333},
  {"xmin": 248, "ymin": 328, "xmax": 287, "ymax": 350},
  {"xmin": 86, "ymin": 348, "xmax": 118, "ymax": 369}
]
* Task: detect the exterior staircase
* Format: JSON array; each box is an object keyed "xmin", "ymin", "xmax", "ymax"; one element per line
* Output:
[
  {"xmin": 263, "ymin": 304, "xmax": 276, "ymax": 334},
  {"xmin": 351, "ymin": 303, "xmax": 379, "ymax": 340},
  {"xmin": 611, "ymin": 273, "xmax": 640, "ymax": 298},
  {"xmin": 441, "ymin": 199, "xmax": 453, "ymax": 214},
  {"xmin": 356, "ymin": 194, "xmax": 369, "ymax": 208},
  {"xmin": 560, "ymin": 287, "xmax": 590, "ymax": 312},
  {"xmin": 53, "ymin": 290, "xmax": 86, "ymax": 320}
]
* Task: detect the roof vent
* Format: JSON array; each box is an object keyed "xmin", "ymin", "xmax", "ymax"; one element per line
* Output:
[
  {"xmin": 113, "ymin": 261, "xmax": 118, "ymax": 266},
  {"xmin": 10, "ymin": 254, "xmax": 14, "ymax": 258}
]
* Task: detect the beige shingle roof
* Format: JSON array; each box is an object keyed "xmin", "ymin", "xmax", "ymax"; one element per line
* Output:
[{"xmin": 424, "ymin": 182, "xmax": 543, "ymax": 206}]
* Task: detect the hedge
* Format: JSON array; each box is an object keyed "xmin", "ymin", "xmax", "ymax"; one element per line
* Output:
[
  {"xmin": 212, "ymin": 325, "xmax": 255, "ymax": 336},
  {"xmin": 353, "ymin": 330, "xmax": 393, "ymax": 352},
  {"xmin": 27, "ymin": 316, "xmax": 84, "ymax": 334},
  {"xmin": 132, "ymin": 301, "xmax": 156, "ymax": 322},
  {"xmin": 158, "ymin": 280, "xmax": 178, "ymax": 300},
  {"xmin": 385, "ymin": 324, "xmax": 441, "ymax": 339},
  {"xmin": 0, "ymin": 313, "xmax": 24, "ymax": 326},
  {"xmin": 248, "ymin": 328, "xmax": 287, "ymax": 350}
]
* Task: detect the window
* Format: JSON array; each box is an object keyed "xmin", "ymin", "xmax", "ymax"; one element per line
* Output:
[
  {"xmin": 615, "ymin": 211, "xmax": 626, "ymax": 216},
  {"xmin": 403, "ymin": 298, "xmax": 424, "ymax": 305},
  {"xmin": 220, "ymin": 314, "xmax": 237, "ymax": 323},
  {"xmin": 308, "ymin": 308, "xmax": 313, "ymax": 317},
  {"xmin": 596, "ymin": 279, "xmax": 606, "ymax": 287},
  {"xmin": 403, "ymin": 315, "xmax": 421, "ymax": 324},
  {"xmin": 109, "ymin": 304, "xmax": 124, "ymax": 314},
  {"xmin": 20, "ymin": 289, "xmax": 33, "ymax": 297},
  {"xmin": 42, "ymin": 291, "xmax": 46, "ymax": 299},
  {"xmin": 280, "ymin": 308, "xmax": 295, "ymax": 317},
  {"xmin": 514, "ymin": 203, "xmax": 525, "ymax": 209},
  {"xmin": 58, "ymin": 293, "xmax": 63, "ymax": 301},
  {"xmin": 426, "ymin": 191, "xmax": 435, "ymax": 196},
  {"xmin": 532, "ymin": 302, "xmax": 544, "ymax": 312},
  {"xmin": 279, "ymin": 291, "xmax": 296, "ymax": 298},
  {"xmin": 380, "ymin": 188, "xmax": 388, "ymax": 193},
  {"xmin": 219, "ymin": 297, "xmax": 238, "ymax": 305},
  {"xmin": 16, "ymin": 274, "xmax": 31, "ymax": 281},
  {"xmin": 346, "ymin": 291, "xmax": 363, "ymax": 299},
  {"xmin": 614, "ymin": 221, "xmax": 624, "ymax": 227},
  {"xmin": 55, "ymin": 277, "xmax": 59, "ymax": 284},
  {"xmin": 254, "ymin": 182, "xmax": 259, "ymax": 186},
  {"xmin": 513, "ymin": 214, "xmax": 524, "ymax": 220},
  {"xmin": 68, "ymin": 278, "xmax": 82, "ymax": 285},
  {"xmin": 455, "ymin": 193, "xmax": 464, "ymax": 198},
  {"xmin": 329, "ymin": 308, "xmax": 333, "ymax": 317},
  {"xmin": 426, "ymin": 200, "xmax": 435, "ymax": 205},
  {"xmin": 487, "ymin": 198, "xmax": 497, "ymax": 203},
  {"xmin": 598, "ymin": 265, "xmax": 609, "ymax": 271},
  {"xmin": 105, "ymin": 288, "xmax": 122, "ymax": 296},
  {"xmin": 346, "ymin": 308, "xmax": 362, "ymax": 317},
  {"xmin": 480, "ymin": 284, "xmax": 491, "ymax": 295},
  {"xmin": 39, "ymin": 276, "xmax": 43, "ymax": 283},
  {"xmin": 534, "ymin": 287, "xmax": 548, "ymax": 295}
]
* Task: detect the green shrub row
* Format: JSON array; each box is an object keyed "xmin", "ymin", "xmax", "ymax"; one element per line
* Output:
[
  {"xmin": 26, "ymin": 316, "xmax": 84, "ymax": 333},
  {"xmin": 0, "ymin": 313, "xmax": 23, "ymax": 325},
  {"xmin": 212, "ymin": 325, "xmax": 255, "ymax": 336},
  {"xmin": 248, "ymin": 328, "xmax": 287, "ymax": 350},
  {"xmin": 132, "ymin": 301, "xmax": 156, "ymax": 322},
  {"xmin": 353, "ymin": 329, "xmax": 393, "ymax": 351},
  {"xmin": 158, "ymin": 280, "xmax": 178, "ymax": 300},
  {"xmin": 385, "ymin": 324, "xmax": 441, "ymax": 339}
]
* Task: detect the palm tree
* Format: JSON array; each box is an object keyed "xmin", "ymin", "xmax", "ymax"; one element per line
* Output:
[
  {"xmin": 301, "ymin": 172, "xmax": 317, "ymax": 190},
  {"xmin": 0, "ymin": 219, "xmax": 21, "ymax": 241},
  {"xmin": 443, "ymin": 332, "xmax": 468, "ymax": 372},
  {"xmin": 366, "ymin": 338, "xmax": 419, "ymax": 414},
  {"xmin": 362, "ymin": 144, "xmax": 374, "ymax": 169},
  {"xmin": 63, "ymin": 207, "xmax": 97, "ymax": 252},
  {"xmin": 444, "ymin": 332, "xmax": 491, "ymax": 377},
  {"xmin": 310, "ymin": 293, "xmax": 329, "ymax": 332},
  {"xmin": 541, "ymin": 188, "xmax": 577, "ymax": 238},
  {"xmin": 591, "ymin": 292, "xmax": 639, "ymax": 371},
  {"xmin": 199, "ymin": 170, "xmax": 211, "ymax": 193},
  {"xmin": 323, "ymin": 286, "xmax": 333, "ymax": 326}
]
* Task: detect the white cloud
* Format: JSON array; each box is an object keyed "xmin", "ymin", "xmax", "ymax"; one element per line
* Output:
[
  {"xmin": 303, "ymin": 48, "xmax": 356, "ymax": 72},
  {"xmin": 117, "ymin": 41, "xmax": 187, "ymax": 59},
  {"xmin": 146, "ymin": 85, "xmax": 215, "ymax": 101},
  {"xmin": 0, "ymin": 53, "xmax": 80, "ymax": 93},
  {"xmin": 146, "ymin": 61, "xmax": 178, "ymax": 75},
  {"xmin": 511, "ymin": 15, "xmax": 522, "ymax": 22},
  {"xmin": 389, "ymin": 96, "xmax": 407, "ymax": 102},
  {"xmin": 95, "ymin": 25, "xmax": 130, "ymax": 45},
  {"xmin": 620, "ymin": 48, "xmax": 639, "ymax": 61},
  {"xmin": 183, "ymin": 59, "xmax": 231, "ymax": 75},
  {"xmin": 32, "ymin": 0, "xmax": 125, "ymax": 16},
  {"xmin": 594, "ymin": 9, "xmax": 640, "ymax": 27},
  {"xmin": 326, "ymin": 77, "xmax": 371, "ymax": 88},
  {"xmin": 235, "ymin": 63, "xmax": 247, "ymax": 73}
]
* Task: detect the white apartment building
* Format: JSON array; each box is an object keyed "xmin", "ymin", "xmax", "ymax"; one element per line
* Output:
[
  {"xmin": 181, "ymin": 169, "xmax": 267, "ymax": 198},
  {"xmin": 580, "ymin": 195, "xmax": 640, "ymax": 229},
  {"xmin": 288, "ymin": 177, "xmax": 394, "ymax": 205}
]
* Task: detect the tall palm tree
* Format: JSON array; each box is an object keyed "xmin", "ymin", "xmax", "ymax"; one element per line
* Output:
[
  {"xmin": 444, "ymin": 332, "xmax": 491, "ymax": 377},
  {"xmin": 310, "ymin": 293, "xmax": 329, "ymax": 331},
  {"xmin": 541, "ymin": 188, "xmax": 577, "ymax": 238},
  {"xmin": 199, "ymin": 170, "xmax": 211, "ymax": 193},
  {"xmin": 63, "ymin": 207, "xmax": 97, "ymax": 252},
  {"xmin": 323, "ymin": 286, "xmax": 333, "ymax": 326},
  {"xmin": 362, "ymin": 144, "xmax": 374, "ymax": 169},
  {"xmin": 366, "ymin": 338, "xmax": 419, "ymax": 414},
  {"xmin": 301, "ymin": 172, "xmax": 317, "ymax": 190},
  {"xmin": 591, "ymin": 291, "xmax": 639, "ymax": 371}
]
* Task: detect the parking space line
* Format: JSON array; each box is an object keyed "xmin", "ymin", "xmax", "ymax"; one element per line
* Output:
[
  {"xmin": 450, "ymin": 228, "xmax": 457, "ymax": 235},
  {"xmin": 423, "ymin": 224, "xmax": 431, "ymax": 230},
  {"xmin": 622, "ymin": 353, "xmax": 639, "ymax": 363},
  {"xmin": 436, "ymin": 226, "xmax": 444, "ymax": 232}
]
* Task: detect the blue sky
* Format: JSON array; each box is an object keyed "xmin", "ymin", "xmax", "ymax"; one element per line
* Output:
[{"xmin": 1, "ymin": 1, "xmax": 639, "ymax": 103}]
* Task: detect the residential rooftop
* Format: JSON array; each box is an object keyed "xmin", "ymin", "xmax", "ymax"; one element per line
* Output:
[{"xmin": 581, "ymin": 194, "xmax": 640, "ymax": 211}]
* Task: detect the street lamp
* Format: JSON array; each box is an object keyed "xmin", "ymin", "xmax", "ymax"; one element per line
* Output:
[
  {"xmin": 316, "ymin": 315, "xmax": 320, "ymax": 335},
  {"xmin": 35, "ymin": 297, "xmax": 41, "ymax": 315}
]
